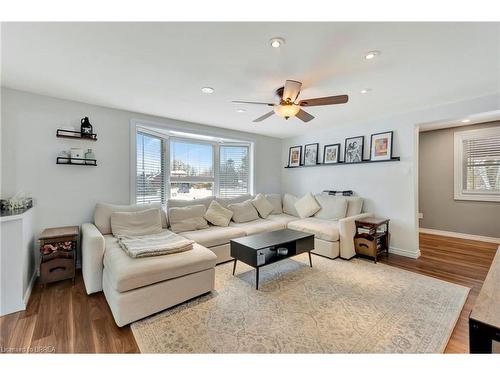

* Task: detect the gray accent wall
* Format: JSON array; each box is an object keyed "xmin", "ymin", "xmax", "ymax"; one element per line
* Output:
[{"xmin": 419, "ymin": 121, "xmax": 500, "ymax": 238}]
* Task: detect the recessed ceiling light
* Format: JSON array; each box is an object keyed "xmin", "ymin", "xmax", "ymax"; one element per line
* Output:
[
  {"xmin": 461, "ymin": 119, "xmax": 471, "ymax": 123},
  {"xmin": 361, "ymin": 88, "xmax": 372, "ymax": 94},
  {"xmin": 201, "ymin": 87, "xmax": 215, "ymax": 94},
  {"xmin": 236, "ymin": 109, "xmax": 246, "ymax": 113},
  {"xmin": 365, "ymin": 50, "xmax": 380, "ymax": 60},
  {"xmin": 270, "ymin": 37, "xmax": 285, "ymax": 48}
]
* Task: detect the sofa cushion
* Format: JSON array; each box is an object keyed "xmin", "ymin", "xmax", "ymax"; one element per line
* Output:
[
  {"xmin": 103, "ymin": 236, "xmax": 216, "ymax": 293},
  {"xmin": 216, "ymin": 194, "xmax": 253, "ymax": 208},
  {"xmin": 283, "ymin": 193, "xmax": 299, "ymax": 217},
  {"xmin": 204, "ymin": 200, "xmax": 233, "ymax": 227},
  {"xmin": 314, "ymin": 194, "xmax": 348, "ymax": 220},
  {"xmin": 228, "ymin": 200, "xmax": 259, "ymax": 223},
  {"xmin": 266, "ymin": 213, "xmax": 299, "ymax": 225},
  {"xmin": 167, "ymin": 196, "xmax": 215, "ymax": 210},
  {"xmin": 180, "ymin": 226, "xmax": 246, "ymax": 248},
  {"xmin": 265, "ymin": 194, "xmax": 283, "ymax": 214},
  {"xmin": 287, "ymin": 217, "xmax": 340, "ymax": 242},
  {"xmin": 295, "ymin": 192, "xmax": 321, "ymax": 218},
  {"xmin": 95, "ymin": 202, "xmax": 167, "ymax": 235},
  {"xmin": 346, "ymin": 196, "xmax": 364, "ymax": 217},
  {"xmin": 251, "ymin": 194, "xmax": 274, "ymax": 219},
  {"xmin": 319, "ymin": 193, "xmax": 364, "ymax": 217},
  {"xmin": 229, "ymin": 218, "xmax": 285, "ymax": 235},
  {"xmin": 111, "ymin": 208, "xmax": 163, "ymax": 237},
  {"xmin": 168, "ymin": 204, "xmax": 209, "ymax": 233}
]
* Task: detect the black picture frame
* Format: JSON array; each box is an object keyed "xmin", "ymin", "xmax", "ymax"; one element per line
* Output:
[
  {"xmin": 344, "ymin": 136, "xmax": 364, "ymax": 163},
  {"xmin": 323, "ymin": 143, "xmax": 341, "ymax": 164},
  {"xmin": 288, "ymin": 145, "xmax": 302, "ymax": 167},
  {"xmin": 370, "ymin": 131, "xmax": 393, "ymax": 161},
  {"xmin": 304, "ymin": 143, "xmax": 319, "ymax": 166}
]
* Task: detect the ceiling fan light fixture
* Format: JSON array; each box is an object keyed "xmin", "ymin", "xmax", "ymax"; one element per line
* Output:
[
  {"xmin": 274, "ymin": 104, "xmax": 300, "ymax": 119},
  {"xmin": 270, "ymin": 37, "xmax": 285, "ymax": 48}
]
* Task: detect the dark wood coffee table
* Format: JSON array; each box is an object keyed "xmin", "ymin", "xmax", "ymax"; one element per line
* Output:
[{"xmin": 230, "ymin": 228, "xmax": 314, "ymax": 289}]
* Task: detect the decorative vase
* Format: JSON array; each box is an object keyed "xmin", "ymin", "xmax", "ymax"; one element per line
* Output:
[
  {"xmin": 84, "ymin": 149, "xmax": 95, "ymax": 165},
  {"xmin": 80, "ymin": 117, "xmax": 93, "ymax": 137},
  {"xmin": 58, "ymin": 150, "xmax": 70, "ymax": 163}
]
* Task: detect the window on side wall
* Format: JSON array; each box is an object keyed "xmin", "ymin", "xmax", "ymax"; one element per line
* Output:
[{"xmin": 454, "ymin": 126, "xmax": 500, "ymax": 202}]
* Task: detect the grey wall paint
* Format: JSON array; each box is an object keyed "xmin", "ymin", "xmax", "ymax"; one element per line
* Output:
[
  {"xmin": 419, "ymin": 121, "xmax": 500, "ymax": 238},
  {"xmin": 0, "ymin": 88, "xmax": 282, "ymax": 241}
]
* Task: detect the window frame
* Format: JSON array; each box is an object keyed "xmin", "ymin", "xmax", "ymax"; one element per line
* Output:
[
  {"xmin": 130, "ymin": 120, "xmax": 254, "ymax": 204},
  {"xmin": 454, "ymin": 126, "xmax": 500, "ymax": 202}
]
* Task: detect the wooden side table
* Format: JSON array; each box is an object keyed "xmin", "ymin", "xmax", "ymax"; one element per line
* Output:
[
  {"xmin": 39, "ymin": 226, "xmax": 79, "ymax": 285},
  {"xmin": 354, "ymin": 217, "xmax": 390, "ymax": 263}
]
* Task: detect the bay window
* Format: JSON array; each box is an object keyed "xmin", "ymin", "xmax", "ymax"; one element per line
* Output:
[{"xmin": 134, "ymin": 124, "xmax": 253, "ymax": 203}]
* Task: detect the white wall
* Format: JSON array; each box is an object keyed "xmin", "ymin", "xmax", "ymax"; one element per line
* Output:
[
  {"xmin": 281, "ymin": 93, "xmax": 500, "ymax": 258},
  {"xmin": 0, "ymin": 88, "xmax": 282, "ymax": 238}
]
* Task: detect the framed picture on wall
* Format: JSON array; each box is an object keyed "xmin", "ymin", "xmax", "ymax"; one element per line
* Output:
[
  {"xmin": 323, "ymin": 143, "xmax": 340, "ymax": 164},
  {"xmin": 288, "ymin": 145, "xmax": 302, "ymax": 167},
  {"xmin": 344, "ymin": 136, "xmax": 364, "ymax": 163},
  {"xmin": 370, "ymin": 131, "xmax": 393, "ymax": 161},
  {"xmin": 304, "ymin": 143, "xmax": 319, "ymax": 166}
]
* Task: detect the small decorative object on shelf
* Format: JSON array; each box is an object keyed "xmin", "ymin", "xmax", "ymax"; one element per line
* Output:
[
  {"xmin": 288, "ymin": 145, "xmax": 302, "ymax": 167},
  {"xmin": 370, "ymin": 131, "xmax": 393, "ymax": 161},
  {"xmin": 354, "ymin": 217, "xmax": 390, "ymax": 263},
  {"xmin": 323, "ymin": 143, "xmax": 340, "ymax": 164},
  {"xmin": 70, "ymin": 148, "xmax": 85, "ymax": 164},
  {"xmin": 39, "ymin": 226, "xmax": 79, "ymax": 285},
  {"xmin": 80, "ymin": 116, "xmax": 93, "ymax": 138},
  {"xmin": 84, "ymin": 148, "xmax": 95, "ymax": 165},
  {"xmin": 0, "ymin": 192, "xmax": 33, "ymax": 212}
]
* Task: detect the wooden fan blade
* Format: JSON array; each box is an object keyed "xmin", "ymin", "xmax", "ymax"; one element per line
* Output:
[
  {"xmin": 253, "ymin": 111, "xmax": 275, "ymax": 122},
  {"xmin": 232, "ymin": 100, "xmax": 274, "ymax": 106},
  {"xmin": 295, "ymin": 109, "xmax": 315, "ymax": 122},
  {"xmin": 299, "ymin": 95, "xmax": 348, "ymax": 107},
  {"xmin": 283, "ymin": 80, "xmax": 302, "ymax": 101}
]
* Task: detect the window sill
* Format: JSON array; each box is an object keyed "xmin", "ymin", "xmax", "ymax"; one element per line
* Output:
[{"xmin": 454, "ymin": 192, "xmax": 500, "ymax": 203}]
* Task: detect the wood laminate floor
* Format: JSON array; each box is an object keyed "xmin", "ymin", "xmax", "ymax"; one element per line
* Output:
[{"xmin": 0, "ymin": 233, "xmax": 497, "ymax": 354}]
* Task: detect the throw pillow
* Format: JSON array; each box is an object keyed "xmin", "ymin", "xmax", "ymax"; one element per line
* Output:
[
  {"xmin": 111, "ymin": 208, "xmax": 163, "ymax": 237},
  {"xmin": 168, "ymin": 204, "xmax": 209, "ymax": 233},
  {"xmin": 283, "ymin": 193, "xmax": 299, "ymax": 217},
  {"xmin": 228, "ymin": 200, "xmax": 259, "ymax": 223},
  {"xmin": 294, "ymin": 192, "xmax": 321, "ymax": 219},
  {"xmin": 204, "ymin": 200, "xmax": 233, "ymax": 227},
  {"xmin": 251, "ymin": 194, "xmax": 274, "ymax": 218},
  {"xmin": 265, "ymin": 194, "xmax": 283, "ymax": 214},
  {"xmin": 314, "ymin": 194, "xmax": 348, "ymax": 220}
]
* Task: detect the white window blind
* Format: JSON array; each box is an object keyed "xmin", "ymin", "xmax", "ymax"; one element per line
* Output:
[
  {"xmin": 219, "ymin": 145, "xmax": 250, "ymax": 198},
  {"xmin": 463, "ymin": 134, "xmax": 500, "ymax": 193},
  {"xmin": 454, "ymin": 126, "xmax": 500, "ymax": 202},
  {"xmin": 136, "ymin": 132, "xmax": 165, "ymax": 204}
]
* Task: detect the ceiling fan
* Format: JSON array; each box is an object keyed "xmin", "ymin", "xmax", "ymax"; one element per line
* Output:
[{"xmin": 233, "ymin": 80, "xmax": 348, "ymax": 123}]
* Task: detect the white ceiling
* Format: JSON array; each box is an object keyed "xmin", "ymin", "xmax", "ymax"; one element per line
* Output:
[{"xmin": 2, "ymin": 22, "xmax": 499, "ymax": 138}]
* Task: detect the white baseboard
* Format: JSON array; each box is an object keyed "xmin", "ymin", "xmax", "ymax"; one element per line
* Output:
[
  {"xmin": 419, "ymin": 228, "xmax": 500, "ymax": 244},
  {"xmin": 389, "ymin": 246, "xmax": 421, "ymax": 259},
  {"xmin": 23, "ymin": 270, "xmax": 37, "ymax": 307}
]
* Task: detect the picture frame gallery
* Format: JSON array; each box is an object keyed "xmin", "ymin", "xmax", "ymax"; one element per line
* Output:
[{"xmin": 286, "ymin": 131, "xmax": 395, "ymax": 167}]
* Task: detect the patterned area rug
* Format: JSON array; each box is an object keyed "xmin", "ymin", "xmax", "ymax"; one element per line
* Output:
[{"xmin": 131, "ymin": 254, "xmax": 469, "ymax": 353}]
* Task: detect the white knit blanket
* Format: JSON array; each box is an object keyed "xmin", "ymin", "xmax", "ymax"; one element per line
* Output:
[{"xmin": 116, "ymin": 230, "xmax": 194, "ymax": 258}]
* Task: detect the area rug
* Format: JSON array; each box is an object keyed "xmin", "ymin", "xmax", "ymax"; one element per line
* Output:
[{"xmin": 131, "ymin": 254, "xmax": 469, "ymax": 353}]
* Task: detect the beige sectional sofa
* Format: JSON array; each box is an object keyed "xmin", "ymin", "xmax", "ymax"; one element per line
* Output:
[{"xmin": 81, "ymin": 193, "xmax": 371, "ymax": 326}]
